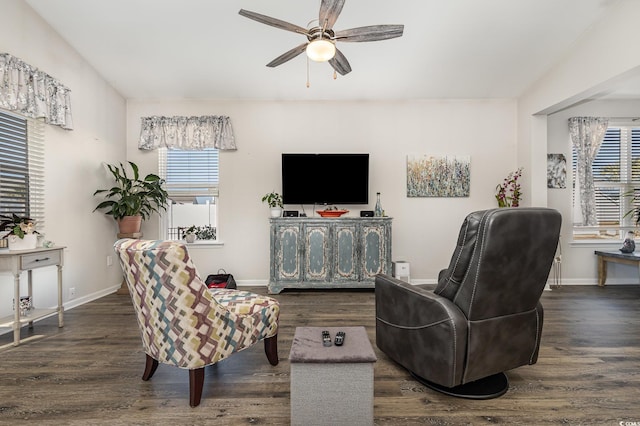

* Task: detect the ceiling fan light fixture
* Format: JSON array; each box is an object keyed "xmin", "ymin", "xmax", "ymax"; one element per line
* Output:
[{"xmin": 306, "ymin": 39, "xmax": 336, "ymax": 62}]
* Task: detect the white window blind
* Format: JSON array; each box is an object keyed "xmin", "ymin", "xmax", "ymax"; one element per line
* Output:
[
  {"xmin": 158, "ymin": 147, "xmax": 219, "ymax": 241},
  {"xmin": 0, "ymin": 110, "xmax": 44, "ymax": 229},
  {"xmin": 158, "ymin": 147, "xmax": 219, "ymax": 202},
  {"xmin": 573, "ymin": 125, "xmax": 640, "ymax": 238},
  {"xmin": 593, "ymin": 128, "xmax": 623, "ymax": 225}
]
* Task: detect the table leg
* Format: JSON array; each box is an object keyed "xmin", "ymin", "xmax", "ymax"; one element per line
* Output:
[
  {"xmin": 57, "ymin": 264, "xmax": 64, "ymax": 328},
  {"xmin": 28, "ymin": 269, "xmax": 34, "ymax": 329},
  {"xmin": 598, "ymin": 256, "xmax": 607, "ymax": 287},
  {"xmin": 13, "ymin": 273, "xmax": 20, "ymax": 346}
]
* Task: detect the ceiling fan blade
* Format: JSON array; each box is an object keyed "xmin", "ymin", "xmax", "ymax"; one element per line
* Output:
[
  {"xmin": 266, "ymin": 43, "xmax": 308, "ymax": 68},
  {"xmin": 319, "ymin": 0, "xmax": 345, "ymax": 29},
  {"xmin": 239, "ymin": 9, "xmax": 308, "ymax": 36},
  {"xmin": 334, "ymin": 25, "xmax": 404, "ymax": 42},
  {"xmin": 329, "ymin": 48, "xmax": 352, "ymax": 76}
]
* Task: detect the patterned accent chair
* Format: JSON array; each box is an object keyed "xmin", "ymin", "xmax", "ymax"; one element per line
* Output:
[{"xmin": 114, "ymin": 239, "xmax": 280, "ymax": 407}]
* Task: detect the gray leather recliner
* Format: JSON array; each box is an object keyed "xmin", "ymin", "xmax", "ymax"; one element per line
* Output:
[{"xmin": 375, "ymin": 207, "xmax": 562, "ymax": 398}]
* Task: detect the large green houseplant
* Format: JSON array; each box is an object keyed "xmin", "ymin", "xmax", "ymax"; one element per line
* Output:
[{"xmin": 93, "ymin": 161, "xmax": 169, "ymax": 234}]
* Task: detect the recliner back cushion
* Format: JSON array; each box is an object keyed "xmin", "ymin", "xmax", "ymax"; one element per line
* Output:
[
  {"xmin": 434, "ymin": 210, "xmax": 484, "ymax": 300},
  {"xmin": 434, "ymin": 208, "xmax": 561, "ymax": 321}
]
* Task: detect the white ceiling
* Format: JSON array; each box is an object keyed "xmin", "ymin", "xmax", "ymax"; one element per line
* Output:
[{"xmin": 25, "ymin": 0, "xmax": 631, "ymax": 101}]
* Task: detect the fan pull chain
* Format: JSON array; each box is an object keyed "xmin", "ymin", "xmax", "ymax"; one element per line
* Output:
[
  {"xmin": 306, "ymin": 57, "xmax": 310, "ymax": 88},
  {"xmin": 333, "ymin": 70, "xmax": 337, "ymax": 80}
]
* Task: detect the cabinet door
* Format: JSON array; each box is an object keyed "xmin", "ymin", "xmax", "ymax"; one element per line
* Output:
[
  {"xmin": 360, "ymin": 223, "xmax": 388, "ymax": 280},
  {"xmin": 334, "ymin": 224, "xmax": 358, "ymax": 281},
  {"xmin": 273, "ymin": 224, "xmax": 302, "ymax": 281},
  {"xmin": 303, "ymin": 224, "xmax": 331, "ymax": 282}
]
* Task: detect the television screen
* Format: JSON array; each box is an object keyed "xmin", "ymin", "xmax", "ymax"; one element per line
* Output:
[{"xmin": 282, "ymin": 153, "xmax": 369, "ymax": 205}]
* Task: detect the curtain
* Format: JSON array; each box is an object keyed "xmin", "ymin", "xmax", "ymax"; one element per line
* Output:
[
  {"xmin": 568, "ymin": 117, "xmax": 608, "ymax": 226},
  {"xmin": 0, "ymin": 53, "xmax": 73, "ymax": 130},
  {"xmin": 138, "ymin": 115, "xmax": 236, "ymax": 151}
]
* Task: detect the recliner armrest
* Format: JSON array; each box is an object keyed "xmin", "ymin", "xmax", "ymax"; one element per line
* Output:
[
  {"xmin": 376, "ymin": 274, "xmax": 464, "ymax": 327},
  {"xmin": 375, "ymin": 274, "xmax": 468, "ymax": 387}
]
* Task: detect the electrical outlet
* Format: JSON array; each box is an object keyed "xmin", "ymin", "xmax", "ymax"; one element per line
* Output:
[
  {"xmin": 107, "ymin": 255, "xmax": 113, "ymax": 267},
  {"xmin": 69, "ymin": 287, "xmax": 76, "ymax": 299}
]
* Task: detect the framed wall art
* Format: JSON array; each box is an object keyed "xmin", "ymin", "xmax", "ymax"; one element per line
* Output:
[
  {"xmin": 547, "ymin": 153, "xmax": 566, "ymax": 189},
  {"xmin": 407, "ymin": 155, "xmax": 470, "ymax": 197}
]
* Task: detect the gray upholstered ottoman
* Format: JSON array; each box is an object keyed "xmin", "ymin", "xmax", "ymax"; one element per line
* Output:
[{"xmin": 289, "ymin": 326, "xmax": 377, "ymax": 426}]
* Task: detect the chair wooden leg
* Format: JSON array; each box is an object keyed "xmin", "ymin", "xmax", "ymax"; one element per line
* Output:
[
  {"xmin": 142, "ymin": 354, "xmax": 159, "ymax": 381},
  {"xmin": 264, "ymin": 334, "xmax": 279, "ymax": 366},
  {"xmin": 189, "ymin": 368, "xmax": 205, "ymax": 407}
]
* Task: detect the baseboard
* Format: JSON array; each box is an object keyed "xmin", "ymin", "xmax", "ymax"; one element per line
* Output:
[
  {"xmin": 64, "ymin": 284, "xmax": 122, "ymax": 310},
  {"xmin": 0, "ymin": 283, "xmax": 121, "ymax": 337},
  {"xmin": 236, "ymin": 280, "xmax": 269, "ymax": 287},
  {"xmin": 237, "ymin": 278, "xmax": 637, "ymax": 288}
]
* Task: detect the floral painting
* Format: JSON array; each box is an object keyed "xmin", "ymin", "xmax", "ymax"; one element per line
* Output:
[
  {"xmin": 547, "ymin": 153, "xmax": 566, "ymax": 189},
  {"xmin": 407, "ymin": 155, "xmax": 470, "ymax": 197}
]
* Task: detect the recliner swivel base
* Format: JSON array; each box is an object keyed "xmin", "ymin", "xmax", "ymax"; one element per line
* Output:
[{"xmin": 410, "ymin": 371, "xmax": 509, "ymax": 400}]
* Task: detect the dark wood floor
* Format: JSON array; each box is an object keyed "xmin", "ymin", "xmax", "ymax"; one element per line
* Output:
[{"xmin": 1, "ymin": 284, "xmax": 639, "ymax": 425}]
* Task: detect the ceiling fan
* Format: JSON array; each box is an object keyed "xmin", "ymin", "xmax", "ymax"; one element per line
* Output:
[{"xmin": 238, "ymin": 0, "xmax": 404, "ymax": 76}]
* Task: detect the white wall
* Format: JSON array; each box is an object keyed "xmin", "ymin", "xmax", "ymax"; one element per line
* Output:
[
  {"xmin": 0, "ymin": 0, "xmax": 126, "ymax": 323},
  {"xmin": 518, "ymin": 0, "xmax": 640, "ymax": 207},
  {"xmin": 127, "ymin": 99, "xmax": 517, "ymax": 283}
]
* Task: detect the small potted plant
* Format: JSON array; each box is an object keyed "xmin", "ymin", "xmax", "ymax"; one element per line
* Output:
[
  {"xmin": 196, "ymin": 225, "xmax": 217, "ymax": 240},
  {"xmin": 262, "ymin": 191, "xmax": 284, "ymax": 218},
  {"xmin": 495, "ymin": 167, "xmax": 523, "ymax": 208},
  {"xmin": 182, "ymin": 225, "xmax": 198, "ymax": 243},
  {"xmin": 0, "ymin": 213, "xmax": 39, "ymax": 250}
]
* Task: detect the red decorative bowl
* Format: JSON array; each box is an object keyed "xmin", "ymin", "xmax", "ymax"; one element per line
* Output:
[{"xmin": 317, "ymin": 209, "xmax": 349, "ymax": 218}]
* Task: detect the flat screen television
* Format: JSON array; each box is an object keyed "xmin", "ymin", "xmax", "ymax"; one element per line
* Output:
[{"xmin": 281, "ymin": 153, "xmax": 369, "ymax": 205}]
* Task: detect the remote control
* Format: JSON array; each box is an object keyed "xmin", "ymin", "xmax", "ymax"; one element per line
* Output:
[
  {"xmin": 334, "ymin": 331, "xmax": 345, "ymax": 346},
  {"xmin": 322, "ymin": 330, "xmax": 332, "ymax": 347}
]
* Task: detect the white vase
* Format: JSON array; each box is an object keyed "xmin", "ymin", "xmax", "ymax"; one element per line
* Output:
[
  {"xmin": 270, "ymin": 207, "xmax": 283, "ymax": 218},
  {"xmin": 8, "ymin": 234, "xmax": 38, "ymax": 251},
  {"xmin": 185, "ymin": 233, "xmax": 197, "ymax": 243}
]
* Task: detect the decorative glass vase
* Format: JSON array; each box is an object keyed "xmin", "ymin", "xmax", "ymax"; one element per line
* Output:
[{"xmin": 374, "ymin": 192, "xmax": 383, "ymax": 217}]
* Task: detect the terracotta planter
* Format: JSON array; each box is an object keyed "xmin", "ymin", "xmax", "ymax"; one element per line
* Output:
[{"xmin": 117, "ymin": 215, "xmax": 142, "ymax": 234}]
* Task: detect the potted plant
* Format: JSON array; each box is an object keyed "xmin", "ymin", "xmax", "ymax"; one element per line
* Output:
[
  {"xmin": 196, "ymin": 225, "xmax": 216, "ymax": 240},
  {"xmin": 93, "ymin": 161, "xmax": 169, "ymax": 234},
  {"xmin": 183, "ymin": 225, "xmax": 198, "ymax": 243},
  {"xmin": 495, "ymin": 167, "xmax": 523, "ymax": 207},
  {"xmin": 0, "ymin": 213, "xmax": 39, "ymax": 250},
  {"xmin": 262, "ymin": 191, "xmax": 283, "ymax": 218}
]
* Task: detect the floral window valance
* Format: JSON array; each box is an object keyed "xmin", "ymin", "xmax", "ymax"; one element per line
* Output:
[
  {"xmin": 0, "ymin": 53, "xmax": 73, "ymax": 130},
  {"xmin": 138, "ymin": 115, "xmax": 236, "ymax": 151}
]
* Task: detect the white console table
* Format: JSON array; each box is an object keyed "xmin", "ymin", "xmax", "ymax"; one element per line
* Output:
[{"xmin": 0, "ymin": 246, "xmax": 65, "ymax": 346}]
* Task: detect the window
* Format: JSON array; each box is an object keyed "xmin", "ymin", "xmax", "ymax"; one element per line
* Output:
[
  {"xmin": 0, "ymin": 110, "xmax": 45, "ymax": 228},
  {"xmin": 158, "ymin": 148, "xmax": 219, "ymax": 241},
  {"xmin": 573, "ymin": 125, "xmax": 640, "ymax": 240}
]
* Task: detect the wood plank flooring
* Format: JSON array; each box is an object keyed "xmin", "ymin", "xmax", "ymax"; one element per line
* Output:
[{"xmin": 1, "ymin": 285, "xmax": 639, "ymax": 425}]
